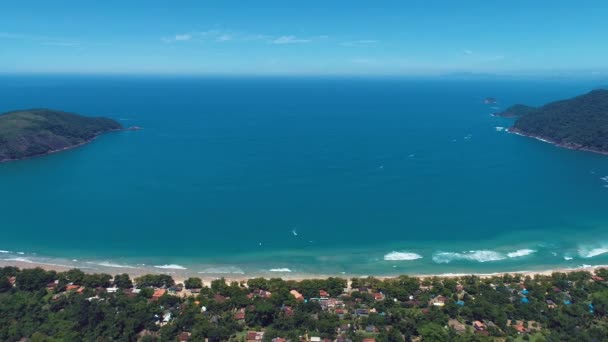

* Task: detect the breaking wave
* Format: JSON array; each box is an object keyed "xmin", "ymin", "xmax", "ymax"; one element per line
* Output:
[
  {"xmin": 269, "ymin": 268, "xmax": 292, "ymax": 272},
  {"xmin": 433, "ymin": 250, "xmax": 506, "ymax": 264},
  {"xmin": 89, "ymin": 261, "xmax": 139, "ymax": 269},
  {"xmin": 384, "ymin": 251, "xmax": 423, "ymax": 261},
  {"xmin": 578, "ymin": 247, "xmax": 608, "ymax": 258},
  {"xmin": 506, "ymin": 249, "xmax": 537, "ymax": 258},
  {"xmin": 198, "ymin": 266, "xmax": 245, "ymax": 274},
  {"xmin": 154, "ymin": 264, "xmax": 187, "ymax": 270}
]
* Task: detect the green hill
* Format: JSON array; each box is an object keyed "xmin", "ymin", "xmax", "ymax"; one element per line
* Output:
[
  {"xmin": 495, "ymin": 104, "xmax": 537, "ymax": 117},
  {"xmin": 507, "ymin": 89, "xmax": 608, "ymax": 153},
  {"xmin": 0, "ymin": 109, "xmax": 122, "ymax": 162}
]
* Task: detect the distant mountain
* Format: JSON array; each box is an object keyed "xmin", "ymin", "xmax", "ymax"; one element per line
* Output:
[
  {"xmin": 506, "ymin": 89, "xmax": 608, "ymax": 154},
  {"xmin": 0, "ymin": 109, "xmax": 121, "ymax": 162},
  {"xmin": 495, "ymin": 104, "xmax": 537, "ymax": 117}
]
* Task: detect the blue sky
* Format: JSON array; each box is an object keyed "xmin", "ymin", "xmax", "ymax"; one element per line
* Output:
[{"xmin": 1, "ymin": 1, "xmax": 607, "ymax": 76}]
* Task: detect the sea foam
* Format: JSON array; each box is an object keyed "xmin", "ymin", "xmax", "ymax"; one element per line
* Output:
[
  {"xmin": 506, "ymin": 249, "xmax": 537, "ymax": 258},
  {"xmin": 384, "ymin": 251, "xmax": 423, "ymax": 261},
  {"xmin": 154, "ymin": 264, "xmax": 187, "ymax": 270},
  {"xmin": 90, "ymin": 261, "xmax": 139, "ymax": 269},
  {"xmin": 578, "ymin": 247, "xmax": 608, "ymax": 258},
  {"xmin": 432, "ymin": 250, "xmax": 506, "ymax": 264},
  {"xmin": 198, "ymin": 266, "xmax": 245, "ymax": 274}
]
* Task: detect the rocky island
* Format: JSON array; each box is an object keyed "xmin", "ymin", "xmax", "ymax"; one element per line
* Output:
[
  {"xmin": 0, "ymin": 109, "xmax": 122, "ymax": 162},
  {"xmin": 499, "ymin": 89, "xmax": 608, "ymax": 154}
]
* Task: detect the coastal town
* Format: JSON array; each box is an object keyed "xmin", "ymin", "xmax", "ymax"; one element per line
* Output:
[{"xmin": 2, "ymin": 266, "xmax": 608, "ymax": 341}]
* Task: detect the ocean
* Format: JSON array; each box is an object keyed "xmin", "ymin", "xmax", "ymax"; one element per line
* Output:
[{"xmin": 2, "ymin": 75, "xmax": 608, "ymax": 278}]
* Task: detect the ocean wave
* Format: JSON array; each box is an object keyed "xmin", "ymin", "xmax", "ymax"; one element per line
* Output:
[
  {"xmin": 495, "ymin": 126, "xmax": 505, "ymax": 132},
  {"xmin": 384, "ymin": 251, "xmax": 423, "ymax": 261},
  {"xmin": 88, "ymin": 261, "xmax": 139, "ymax": 269},
  {"xmin": 564, "ymin": 256, "xmax": 574, "ymax": 260},
  {"xmin": 433, "ymin": 250, "xmax": 506, "ymax": 264},
  {"xmin": 578, "ymin": 247, "xmax": 608, "ymax": 258},
  {"xmin": 3, "ymin": 257, "xmax": 89, "ymax": 269},
  {"xmin": 506, "ymin": 249, "xmax": 537, "ymax": 258},
  {"xmin": 154, "ymin": 264, "xmax": 187, "ymax": 270},
  {"xmin": 198, "ymin": 266, "xmax": 245, "ymax": 274},
  {"xmin": 0, "ymin": 250, "xmax": 9, "ymax": 254},
  {"xmin": 269, "ymin": 268, "xmax": 292, "ymax": 272}
]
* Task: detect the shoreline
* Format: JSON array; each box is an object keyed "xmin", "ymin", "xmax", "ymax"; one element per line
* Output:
[
  {"xmin": 2, "ymin": 259, "xmax": 606, "ymax": 285},
  {"xmin": 0, "ymin": 128, "xmax": 122, "ymax": 164},
  {"xmin": 508, "ymin": 127, "xmax": 608, "ymax": 156}
]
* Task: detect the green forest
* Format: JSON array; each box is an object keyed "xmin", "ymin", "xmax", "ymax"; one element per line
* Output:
[
  {"xmin": 2, "ymin": 266, "xmax": 608, "ymax": 341},
  {"xmin": 0, "ymin": 109, "xmax": 121, "ymax": 161},
  {"xmin": 506, "ymin": 89, "xmax": 608, "ymax": 152}
]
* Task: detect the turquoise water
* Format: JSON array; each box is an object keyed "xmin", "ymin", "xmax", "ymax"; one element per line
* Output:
[{"xmin": 2, "ymin": 75, "xmax": 608, "ymax": 277}]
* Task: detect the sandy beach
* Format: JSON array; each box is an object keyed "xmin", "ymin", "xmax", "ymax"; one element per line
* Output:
[{"xmin": 2, "ymin": 259, "xmax": 606, "ymax": 286}]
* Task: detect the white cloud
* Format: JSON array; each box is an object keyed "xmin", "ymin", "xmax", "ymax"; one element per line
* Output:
[
  {"xmin": 272, "ymin": 35, "xmax": 311, "ymax": 44},
  {"xmin": 1, "ymin": 32, "xmax": 80, "ymax": 47},
  {"xmin": 216, "ymin": 34, "xmax": 232, "ymax": 42},
  {"xmin": 42, "ymin": 42, "xmax": 80, "ymax": 47},
  {"xmin": 341, "ymin": 40, "xmax": 378, "ymax": 47},
  {"xmin": 174, "ymin": 34, "xmax": 192, "ymax": 41},
  {"xmin": 161, "ymin": 33, "xmax": 192, "ymax": 43}
]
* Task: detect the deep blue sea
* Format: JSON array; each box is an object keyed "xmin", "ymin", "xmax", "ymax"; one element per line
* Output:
[{"xmin": 2, "ymin": 75, "xmax": 608, "ymax": 277}]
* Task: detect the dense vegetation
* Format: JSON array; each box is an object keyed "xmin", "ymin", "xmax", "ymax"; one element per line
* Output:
[
  {"xmin": 506, "ymin": 89, "xmax": 608, "ymax": 152},
  {"xmin": 3, "ymin": 266, "xmax": 608, "ymax": 341},
  {"xmin": 495, "ymin": 104, "xmax": 537, "ymax": 118},
  {"xmin": 0, "ymin": 109, "xmax": 121, "ymax": 161}
]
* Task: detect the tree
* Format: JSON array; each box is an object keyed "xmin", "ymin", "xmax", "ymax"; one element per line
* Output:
[
  {"xmin": 114, "ymin": 273, "xmax": 133, "ymax": 289},
  {"xmin": 0, "ymin": 276, "xmax": 11, "ymax": 292},
  {"xmin": 184, "ymin": 277, "xmax": 203, "ymax": 289},
  {"xmin": 418, "ymin": 323, "xmax": 449, "ymax": 342},
  {"xmin": 16, "ymin": 267, "xmax": 55, "ymax": 291}
]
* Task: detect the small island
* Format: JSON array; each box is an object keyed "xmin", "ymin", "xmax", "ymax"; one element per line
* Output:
[
  {"xmin": 0, "ymin": 109, "xmax": 122, "ymax": 162},
  {"xmin": 499, "ymin": 89, "xmax": 608, "ymax": 154}
]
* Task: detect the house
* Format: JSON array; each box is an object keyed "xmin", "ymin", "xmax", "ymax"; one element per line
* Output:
[
  {"xmin": 592, "ymin": 275, "xmax": 605, "ymax": 282},
  {"xmin": 246, "ymin": 331, "xmax": 264, "ymax": 342},
  {"xmin": 152, "ymin": 289, "xmax": 166, "ymax": 300},
  {"xmin": 448, "ymin": 319, "xmax": 467, "ymax": 333},
  {"xmin": 335, "ymin": 309, "xmax": 346, "ymax": 318},
  {"xmin": 310, "ymin": 337, "xmax": 321, "ymax": 342},
  {"xmin": 365, "ymin": 325, "xmax": 376, "ymax": 333},
  {"xmin": 430, "ymin": 295, "xmax": 446, "ymax": 307},
  {"xmin": 362, "ymin": 339, "xmax": 376, "ymax": 342},
  {"xmin": 374, "ymin": 292, "xmax": 385, "ymax": 301},
  {"xmin": 473, "ymin": 320, "xmax": 486, "ymax": 331},
  {"xmin": 66, "ymin": 284, "xmax": 80, "ymax": 291},
  {"xmin": 546, "ymin": 299, "xmax": 557, "ymax": 309},
  {"xmin": 514, "ymin": 325, "xmax": 527, "ymax": 333},
  {"xmin": 214, "ymin": 294, "xmax": 227, "ymax": 303},
  {"xmin": 76, "ymin": 286, "xmax": 85, "ymax": 294},
  {"xmin": 272, "ymin": 338, "xmax": 286, "ymax": 342},
  {"xmin": 319, "ymin": 289, "xmax": 329, "ymax": 298},
  {"xmin": 283, "ymin": 306, "xmax": 294, "ymax": 317},
  {"xmin": 354, "ymin": 309, "xmax": 369, "ymax": 316},
  {"xmin": 178, "ymin": 332, "xmax": 191, "ymax": 342},
  {"xmin": 234, "ymin": 310, "xmax": 246, "ymax": 321},
  {"xmin": 190, "ymin": 288, "xmax": 201, "ymax": 294},
  {"xmin": 290, "ymin": 289, "xmax": 304, "ymax": 301},
  {"xmin": 106, "ymin": 287, "xmax": 118, "ymax": 293}
]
